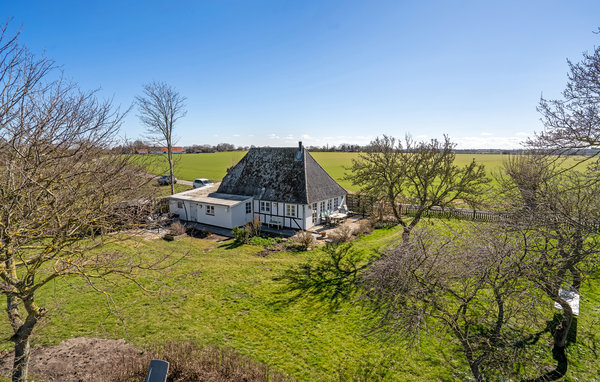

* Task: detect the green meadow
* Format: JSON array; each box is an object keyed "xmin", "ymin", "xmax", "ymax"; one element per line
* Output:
[
  {"xmin": 0, "ymin": 228, "xmax": 457, "ymax": 381},
  {"xmin": 138, "ymin": 152, "xmax": 516, "ymax": 192},
  {"xmin": 2, "ymin": 224, "xmax": 599, "ymax": 381}
]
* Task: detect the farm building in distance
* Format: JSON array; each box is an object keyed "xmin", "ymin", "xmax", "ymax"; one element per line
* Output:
[
  {"xmin": 149, "ymin": 146, "xmax": 184, "ymax": 154},
  {"xmin": 167, "ymin": 142, "xmax": 348, "ymax": 230}
]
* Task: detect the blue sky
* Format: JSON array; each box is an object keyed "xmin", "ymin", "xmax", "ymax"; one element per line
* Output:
[{"xmin": 4, "ymin": 1, "xmax": 600, "ymax": 148}]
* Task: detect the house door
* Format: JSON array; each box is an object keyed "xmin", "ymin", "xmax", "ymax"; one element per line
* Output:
[{"xmin": 189, "ymin": 203, "xmax": 198, "ymax": 221}]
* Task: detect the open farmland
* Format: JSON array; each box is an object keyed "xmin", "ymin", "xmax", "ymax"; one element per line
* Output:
[{"xmin": 139, "ymin": 152, "xmax": 523, "ymax": 192}]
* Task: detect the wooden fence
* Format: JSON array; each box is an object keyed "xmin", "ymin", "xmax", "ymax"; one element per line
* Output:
[{"xmin": 346, "ymin": 194, "xmax": 501, "ymax": 222}]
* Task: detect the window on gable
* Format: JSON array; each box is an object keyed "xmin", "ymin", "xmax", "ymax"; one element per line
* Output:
[
  {"xmin": 286, "ymin": 204, "xmax": 296, "ymax": 217},
  {"xmin": 206, "ymin": 205, "xmax": 215, "ymax": 215},
  {"xmin": 246, "ymin": 202, "xmax": 251, "ymax": 214}
]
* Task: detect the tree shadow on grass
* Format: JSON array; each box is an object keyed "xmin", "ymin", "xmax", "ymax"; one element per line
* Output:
[{"xmin": 219, "ymin": 240, "xmax": 242, "ymax": 250}]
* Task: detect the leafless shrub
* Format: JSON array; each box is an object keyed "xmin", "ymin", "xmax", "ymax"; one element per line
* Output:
[
  {"xmin": 246, "ymin": 219, "xmax": 262, "ymax": 237},
  {"xmin": 353, "ymin": 220, "xmax": 374, "ymax": 236},
  {"xmin": 290, "ymin": 230, "xmax": 315, "ymax": 250},
  {"xmin": 329, "ymin": 225, "xmax": 354, "ymax": 243},
  {"xmin": 105, "ymin": 340, "xmax": 293, "ymax": 382},
  {"xmin": 169, "ymin": 221, "xmax": 187, "ymax": 236}
]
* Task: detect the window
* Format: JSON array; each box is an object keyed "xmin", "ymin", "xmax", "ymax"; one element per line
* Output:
[
  {"xmin": 312, "ymin": 203, "xmax": 318, "ymax": 223},
  {"xmin": 260, "ymin": 201, "xmax": 270, "ymax": 213},
  {"xmin": 320, "ymin": 201, "xmax": 325, "ymax": 212},
  {"xmin": 334, "ymin": 197, "xmax": 339, "ymax": 209},
  {"xmin": 177, "ymin": 201, "xmax": 183, "ymax": 209},
  {"xmin": 245, "ymin": 202, "xmax": 251, "ymax": 214},
  {"xmin": 206, "ymin": 205, "xmax": 215, "ymax": 215},
  {"xmin": 327, "ymin": 199, "xmax": 332, "ymax": 211},
  {"xmin": 286, "ymin": 204, "xmax": 296, "ymax": 217}
]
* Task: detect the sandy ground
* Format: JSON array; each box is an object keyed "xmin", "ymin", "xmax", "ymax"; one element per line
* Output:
[{"xmin": 0, "ymin": 337, "xmax": 144, "ymax": 382}]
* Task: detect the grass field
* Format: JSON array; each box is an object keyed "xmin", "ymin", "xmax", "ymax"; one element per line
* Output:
[
  {"xmin": 1, "ymin": 224, "xmax": 599, "ymax": 381},
  {"xmin": 138, "ymin": 152, "xmax": 588, "ymax": 193},
  {"xmin": 0, "ymin": 228, "xmax": 459, "ymax": 381},
  {"xmin": 137, "ymin": 152, "xmax": 517, "ymax": 192}
]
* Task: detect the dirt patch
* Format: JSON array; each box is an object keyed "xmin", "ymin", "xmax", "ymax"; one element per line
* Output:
[
  {"xmin": 122, "ymin": 228, "xmax": 166, "ymax": 240},
  {"xmin": 0, "ymin": 337, "xmax": 144, "ymax": 382}
]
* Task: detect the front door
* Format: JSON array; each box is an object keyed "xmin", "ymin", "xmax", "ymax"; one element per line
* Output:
[{"xmin": 189, "ymin": 202, "xmax": 198, "ymax": 221}]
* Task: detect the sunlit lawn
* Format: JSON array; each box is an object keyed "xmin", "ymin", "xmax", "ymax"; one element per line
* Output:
[{"xmin": 1, "ymin": 220, "xmax": 598, "ymax": 380}]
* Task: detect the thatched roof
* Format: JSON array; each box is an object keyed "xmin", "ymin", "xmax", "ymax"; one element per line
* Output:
[{"xmin": 216, "ymin": 144, "xmax": 346, "ymax": 204}]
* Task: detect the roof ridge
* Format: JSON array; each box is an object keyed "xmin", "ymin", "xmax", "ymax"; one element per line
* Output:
[{"xmin": 303, "ymin": 148, "xmax": 309, "ymax": 205}]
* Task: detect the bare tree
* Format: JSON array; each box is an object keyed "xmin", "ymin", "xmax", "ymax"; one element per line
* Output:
[
  {"xmin": 136, "ymin": 81, "xmax": 186, "ymax": 195},
  {"xmin": 0, "ymin": 26, "xmax": 164, "ymax": 382},
  {"xmin": 497, "ymin": 155, "xmax": 600, "ymax": 381},
  {"xmin": 346, "ymin": 135, "xmax": 489, "ymax": 240},
  {"xmin": 279, "ymin": 226, "xmax": 541, "ymax": 382},
  {"xmin": 532, "ymin": 28, "xmax": 600, "ymax": 161}
]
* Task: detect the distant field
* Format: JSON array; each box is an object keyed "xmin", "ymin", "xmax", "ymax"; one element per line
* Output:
[
  {"xmin": 137, "ymin": 152, "xmax": 582, "ymax": 193},
  {"xmin": 311, "ymin": 152, "xmax": 511, "ymax": 191},
  {"xmin": 137, "ymin": 152, "xmax": 246, "ymax": 183}
]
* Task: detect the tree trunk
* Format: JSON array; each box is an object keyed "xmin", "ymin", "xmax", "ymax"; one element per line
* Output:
[
  {"xmin": 469, "ymin": 362, "xmax": 486, "ymax": 382},
  {"xmin": 9, "ymin": 298, "xmax": 43, "ymax": 382},
  {"xmin": 168, "ymin": 141, "xmax": 174, "ymax": 195},
  {"xmin": 525, "ymin": 299, "xmax": 572, "ymax": 382},
  {"xmin": 12, "ymin": 335, "xmax": 31, "ymax": 382}
]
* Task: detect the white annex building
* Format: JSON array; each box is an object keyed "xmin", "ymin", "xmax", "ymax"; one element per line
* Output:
[{"xmin": 167, "ymin": 142, "xmax": 348, "ymax": 231}]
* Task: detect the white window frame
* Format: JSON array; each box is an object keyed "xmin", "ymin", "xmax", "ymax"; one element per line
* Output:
[
  {"xmin": 246, "ymin": 202, "xmax": 252, "ymax": 214},
  {"xmin": 286, "ymin": 204, "xmax": 296, "ymax": 217},
  {"xmin": 327, "ymin": 199, "xmax": 332, "ymax": 211},
  {"xmin": 320, "ymin": 201, "xmax": 325, "ymax": 212},
  {"xmin": 334, "ymin": 197, "xmax": 339, "ymax": 209},
  {"xmin": 312, "ymin": 203, "xmax": 318, "ymax": 223},
  {"xmin": 206, "ymin": 205, "xmax": 215, "ymax": 215},
  {"xmin": 260, "ymin": 201, "xmax": 271, "ymax": 213}
]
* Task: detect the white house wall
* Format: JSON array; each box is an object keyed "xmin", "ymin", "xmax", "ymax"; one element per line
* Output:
[
  {"xmin": 253, "ymin": 200, "xmax": 308, "ymax": 230},
  {"xmin": 195, "ymin": 203, "xmax": 232, "ymax": 228},
  {"xmin": 231, "ymin": 200, "xmax": 254, "ymax": 227},
  {"xmin": 170, "ymin": 194, "xmax": 347, "ymax": 232}
]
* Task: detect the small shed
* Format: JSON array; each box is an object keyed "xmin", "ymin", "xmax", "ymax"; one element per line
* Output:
[{"xmin": 167, "ymin": 185, "xmax": 253, "ymax": 229}]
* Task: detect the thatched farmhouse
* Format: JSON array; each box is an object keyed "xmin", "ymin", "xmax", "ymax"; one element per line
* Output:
[{"xmin": 167, "ymin": 142, "xmax": 347, "ymax": 230}]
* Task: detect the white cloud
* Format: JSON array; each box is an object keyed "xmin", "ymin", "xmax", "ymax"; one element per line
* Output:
[
  {"xmin": 480, "ymin": 132, "xmax": 493, "ymax": 136},
  {"xmin": 455, "ymin": 135, "xmax": 526, "ymax": 149}
]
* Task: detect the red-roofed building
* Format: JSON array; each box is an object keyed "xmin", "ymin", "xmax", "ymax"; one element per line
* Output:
[{"xmin": 149, "ymin": 147, "xmax": 184, "ymax": 154}]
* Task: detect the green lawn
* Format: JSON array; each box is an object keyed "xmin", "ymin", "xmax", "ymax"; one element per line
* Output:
[
  {"xmin": 0, "ymin": 228, "xmax": 459, "ymax": 381},
  {"xmin": 1, "ymin": 224, "xmax": 599, "ymax": 380}
]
